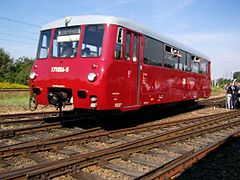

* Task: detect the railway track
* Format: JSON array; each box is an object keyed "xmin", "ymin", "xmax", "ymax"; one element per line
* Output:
[
  {"xmin": 0, "ymin": 110, "xmax": 238, "ymax": 157},
  {"xmin": 0, "ymin": 99, "xmax": 206, "ymax": 140},
  {"xmin": 0, "ymin": 122, "xmax": 65, "ymax": 138},
  {"xmin": 0, "ymin": 113, "xmax": 104, "ymax": 150},
  {"xmin": 198, "ymin": 96, "xmax": 225, "ymax": 107},
  {"xmin": 0, "ymin": 111, "xmax": 79, "ymax": 138},
  {"xmin": 0, "ymin": 111, "xmax": 59, "ymax": 121},
  {"xmin": 0, "ymin": 110, "xmax": 239, "ymax": 179},
  {"xmin": 0, "ymin": 88, "xmax": 29, "ymax": 92}
]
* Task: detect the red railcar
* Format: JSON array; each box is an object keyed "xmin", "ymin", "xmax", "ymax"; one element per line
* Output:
[{"xmin": 29, "ymin": 15, "xmax": 211, "ymax": 112}]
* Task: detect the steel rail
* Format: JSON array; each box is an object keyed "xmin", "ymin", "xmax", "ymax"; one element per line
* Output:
[
  {"xmin": 1, "ymin": 110, "xmax": 239, "ymax": 158},
  {"xmin": 136, "ymin": 129, "xmax": 240, "ymax": 180},
  {"xmin": 1, "ymin": 112, "xmax": 239, "ymax": 179},
  {"xmin": 0, "ymin": 88, "xmax": 29, "ymax": 92},
  {"xmin": 1, "ymin": 118, "xmax": 48, "ymax": 124},
  {"xmin": 0, "ymin": 117, "xmax": 82, "ymax": 138},
  {"xmin": 0, "ymin": 127, "xmax": 102, "ymax": 158},
  {"xmin": 0, "ymin": 122, "xmax": 63, "ymax": 138},
  {"xmin": 0, "ymin": 112, "xmax": 75, "ymax": 124},
  {"xmin": 0, "ymin": 111, "xmax": 59, "ymax": 120},
  {"xmin": 0, "ymin": 113, "xmax": 100, "ymax": 138}
]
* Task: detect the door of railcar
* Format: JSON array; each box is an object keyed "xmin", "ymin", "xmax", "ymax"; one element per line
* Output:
[{"xmin": 124, "ymin": 31, "xmax": 141, "ymax": 107}]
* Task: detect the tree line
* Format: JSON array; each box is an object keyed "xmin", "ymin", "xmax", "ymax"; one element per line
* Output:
[
  {"xmin": 0, "ymin": 48, "xmax": 34, "ymax": 86},
  {"xmin": 214, "ymin": 72, "xmax": 240, "ymax": 88}
]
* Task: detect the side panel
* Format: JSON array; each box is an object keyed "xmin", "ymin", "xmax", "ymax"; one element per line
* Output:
[{"xmin": 141, "ymin": 65, "xmax": 211, "ymax": 106}]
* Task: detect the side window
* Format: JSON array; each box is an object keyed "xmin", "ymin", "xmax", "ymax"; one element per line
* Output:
[
  {"xmin": 185, "ymin": 53, "xmax": 192, "ymax": 71},
  {"xmin": 200, "ymin": 59, "xmax": 208, "ymax": 74},
  {"xmin": 164, "ymin": 45, "xmax": 180, "ymax": 69},
  {"xmin": 179, "ymin": 50, "xmax": 186, "ymax": 71},
  {"xmin": 81, "ymin": 25, "xmax": 104, "ymax": 58},
  {"xmin": 133, "ymin": 35, "xmax": 139, "ymax": 62},
  {"xmin": 144, "ymin": 36, "xmax": 163, "ymax": 66},
  {"xmin": 37, "ymin": 30, "xmax": 51, "ymax": 59},
  {"xmin": 114, "ymin": 27, "xmax": 123, "ymax": 59},
  {"xmin": 125, "ymin": 33, "xmax": 131, "ymax": 61},
  {"xmin": 191, "ymin": 55, "xmax": 200, "ymax": 73}
]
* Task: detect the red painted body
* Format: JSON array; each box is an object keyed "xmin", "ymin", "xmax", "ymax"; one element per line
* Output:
[{"xmin": 30, "ymin": 23, "xmax": 211, "ymax": 112}]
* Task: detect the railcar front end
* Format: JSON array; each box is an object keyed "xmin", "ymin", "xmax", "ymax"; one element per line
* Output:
[{"xmin": 29, "ymin": 23, "xmax": 114, "ymax": 111}]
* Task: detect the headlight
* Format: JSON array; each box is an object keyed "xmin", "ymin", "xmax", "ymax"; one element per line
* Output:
[
  {"xmin": 88, "ymin": 73, "xmax": 97, "ymax": 82},
  {"xmin": 29, "ymin": 72, "xmax": 37, "ymax": 80},
  {"xmin": 90, "ymin": 96, "xmax": 97, "ymax": 102}
]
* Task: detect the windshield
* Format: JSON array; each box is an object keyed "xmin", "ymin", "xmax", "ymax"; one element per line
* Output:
[
  {"xmin": 36, "ymin": 30, "xmax": 51, "ymax": 59},
  {"xmin": 52, "ymin": 26, "xmax": 81, "ymax": 58},
  {"xmin": 81, "ymin": 25, "xmax": 104, "ymax": 58}
]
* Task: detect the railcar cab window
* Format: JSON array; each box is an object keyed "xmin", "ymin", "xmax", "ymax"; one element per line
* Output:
[
  {"xmin": 52, "ymin": 26, "xmax": 80, "ymax": 58},
  {"xmin": 114, "ymin": 27, "xmax": 123, "ymax": 59},
  {"xmin": 37, "ymin": 30, "xmax": 51, "ymax": 59},
  {"xmin": 81, "ymin": 25, "xmax": 104, "ymax": 58},
  {"xmin": 144, "ymin": 36, "xmax": 164, "ymax": 66}
]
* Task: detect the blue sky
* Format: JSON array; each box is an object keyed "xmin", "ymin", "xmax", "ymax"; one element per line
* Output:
[{"xmin": 0, "ymin": 0, "xmax": 239, "ymax": 79}]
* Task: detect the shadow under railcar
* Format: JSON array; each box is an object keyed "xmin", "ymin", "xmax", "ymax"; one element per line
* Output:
[{"xmin": 42, "ymin": 100, "xmax": 204, "ymax": 131}]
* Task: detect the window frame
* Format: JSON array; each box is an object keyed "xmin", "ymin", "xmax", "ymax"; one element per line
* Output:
[
  {"xmin": 164, "ymin": 44, "xmax": 180, "ymax": 70},
  {"xmin": 51, "ymin": 26, "xmax": 81, "ymax": 59},
  {"xmin": 125, "ymin": 32, "xmax": 131, "ymax": 61},
  {"xmin": 191, "ymin": 55, "xmax": 201, "ymax": 73},
  {"xmin": 114, "ymin": 26, "xmax": 124, "ymax": 60},
  {"xmin": 143, "ymin": 35, "xmax": 164, "ymax": 66},
  {"xmin": 133, "ymin": 34, "xmax": 139, "ymax": 63},
  {"xmin": 81, "ymin": 24, "xmax": 105, "ymax": 58},
  {"xmin": 199, "ymin": 59, "xmax": 208, "ymax": 74},
  {"xmin": 36, "ymin": 30, "xmax": 52, "ymax": 59}
]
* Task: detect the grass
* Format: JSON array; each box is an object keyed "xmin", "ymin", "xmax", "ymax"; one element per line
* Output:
[
  {"xmin": 0, "ymin": 92, "xmax": 29, "ymax": 109},
  {"xmin": 0, "ymin": 82, "xmax": 29, "ymax": 110},
  {"xmin": 211, "ymin": 86, "xmax": 225, "ymax": 97}
]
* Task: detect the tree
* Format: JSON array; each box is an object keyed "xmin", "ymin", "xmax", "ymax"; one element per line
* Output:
[
  {"xmin": 216, "ymin": 78, "xmax": 231, "ymax": 88},
  {"xmin": 0, "ymin": 48, "xmax": 34, "ymax": 85},
  {"xmin": 0, "ymin": 48, "xmax": 14, "ymax": 82},
  {"xmin": 14, "ymin": 57, "xmax": 34, "ymax": 85},
  {"xmin": 233, "ymin": 71, "xmax": 240, "ymax": 82}
]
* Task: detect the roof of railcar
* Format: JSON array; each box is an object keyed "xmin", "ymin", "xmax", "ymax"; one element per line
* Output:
[{"xmin": 42, "ymin": 15, "xmax": 210, "ymax": 61}]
